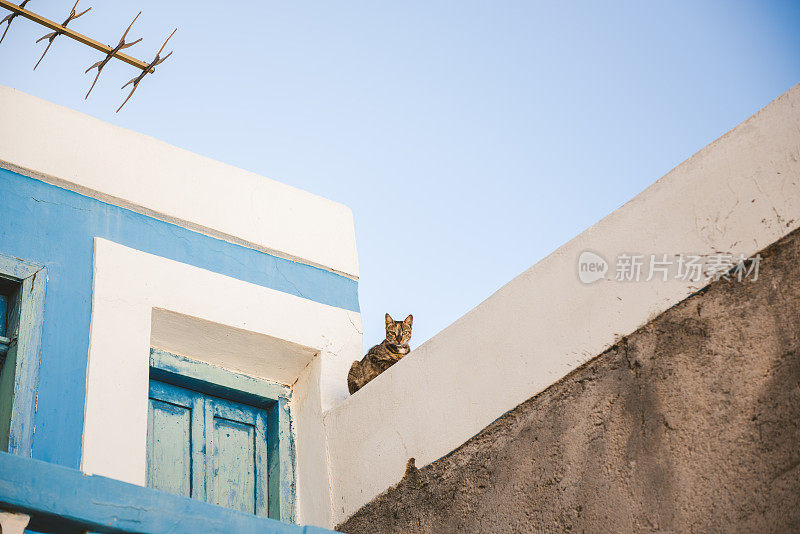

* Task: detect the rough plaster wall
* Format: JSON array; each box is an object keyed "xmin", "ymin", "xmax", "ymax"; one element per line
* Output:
[{"xmin": 338, "ymin": 228, "xmax": 800, "ymax": 534}]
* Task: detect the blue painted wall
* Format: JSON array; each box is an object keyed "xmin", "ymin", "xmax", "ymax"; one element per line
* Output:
[
  {"xmin": 0, "ymin": 168, "xmax": 359, "ymax": 469},
  {"xmin": 0, "ymin": 451, "xmax": 337, "ymax": 533}
]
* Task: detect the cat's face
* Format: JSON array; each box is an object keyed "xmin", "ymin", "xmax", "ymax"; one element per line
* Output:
[{"xmin": 385, "ymin": 313, "xmax": 413, "ymax": 345}]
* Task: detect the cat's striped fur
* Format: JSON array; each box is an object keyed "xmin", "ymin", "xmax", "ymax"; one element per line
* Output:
[{"xmin": 347, "ymin": 313, "xmax": 413, "ymax": 394}]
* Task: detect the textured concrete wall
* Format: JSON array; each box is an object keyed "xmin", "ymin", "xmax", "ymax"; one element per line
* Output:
[{"xmin": 339, "ymin": 227, "xmax": 800, "ymax": 533}]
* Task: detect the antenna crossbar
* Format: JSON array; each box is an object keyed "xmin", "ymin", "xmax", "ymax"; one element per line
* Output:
[{"xmin": 0, "ymin": 0, "xmax": 153, "ymax": 72}]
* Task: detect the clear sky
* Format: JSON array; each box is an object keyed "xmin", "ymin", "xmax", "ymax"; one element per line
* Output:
[{"xmin": 1, "ymin": 1, "xmax": 798, "ymax": 350}]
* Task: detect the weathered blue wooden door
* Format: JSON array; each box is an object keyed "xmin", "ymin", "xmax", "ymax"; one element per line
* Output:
[
  {"xmin": 208, "ymin": 396, "xmax": 269, "ymax": 514},
  {"xmin": 147, "ymin": 380, "xmax": 269, "ymax": 516}
]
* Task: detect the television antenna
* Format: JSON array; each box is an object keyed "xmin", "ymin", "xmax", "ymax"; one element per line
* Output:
[{"xmin": 0, "ymin": 0, "xmax": 176, "ymax": 111}]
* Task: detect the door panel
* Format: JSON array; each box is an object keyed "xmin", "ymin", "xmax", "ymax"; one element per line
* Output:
[
  {"xmin": 147, "ymin": 398, "xmax": 192, "ymax": 497},
  {"xmin": 211, "ymin": 416, "xmax": 257, "ymax": 513}
]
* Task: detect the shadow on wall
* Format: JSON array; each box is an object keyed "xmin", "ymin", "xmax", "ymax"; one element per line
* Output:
[{"xmin": 337, "ymin": 227, "xmax": 800, "ymax": 534}]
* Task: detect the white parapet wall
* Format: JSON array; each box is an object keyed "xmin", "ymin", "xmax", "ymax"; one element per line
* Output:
[{"xmin": 323, "ymin": 82, "xmax": 800, "ymax": 525}]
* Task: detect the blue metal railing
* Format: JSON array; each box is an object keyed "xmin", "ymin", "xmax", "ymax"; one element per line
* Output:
[{"xmin": 0, "ymin": 451, "xmax": 337, "ymax": 534}]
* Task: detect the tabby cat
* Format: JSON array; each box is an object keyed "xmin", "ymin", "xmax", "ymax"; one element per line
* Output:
[{"xmin": 347, "ymin": 313, "xmax": 413, "ymax": 395}]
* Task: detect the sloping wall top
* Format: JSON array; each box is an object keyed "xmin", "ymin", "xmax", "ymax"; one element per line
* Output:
[{"xmin": 324, "ymin": 82, "xmax": 800, "ymax": 524}]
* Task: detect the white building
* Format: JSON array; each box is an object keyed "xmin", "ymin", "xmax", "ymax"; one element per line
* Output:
[{"xmin": 0, "ymin": 85, "xmax": 360, "ymax": 533}]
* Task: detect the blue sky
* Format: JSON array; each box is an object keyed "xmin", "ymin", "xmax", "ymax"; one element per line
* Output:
[{"xmin": 1, "ymin": 1, "xmax": 798, "ymax": 349}]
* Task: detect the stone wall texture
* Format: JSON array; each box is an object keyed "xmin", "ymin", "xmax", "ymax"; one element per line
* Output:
[{"xmin": 338, "ymin": 228, "xmax": 800, "ymax": 533}]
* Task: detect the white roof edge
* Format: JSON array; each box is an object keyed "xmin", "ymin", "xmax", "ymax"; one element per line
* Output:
[{"xmin": 0, "ymin": 86, "xmax": 359, "ymax": 279}]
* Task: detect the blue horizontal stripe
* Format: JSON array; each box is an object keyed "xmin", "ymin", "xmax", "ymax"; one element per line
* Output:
[
  {"xmin": 0, "ymin": 167, "xmax": 359, "ymax": 468},
  {"xmin": 0, "ymin": 451, "xmax": 336, "ymax": 533}
]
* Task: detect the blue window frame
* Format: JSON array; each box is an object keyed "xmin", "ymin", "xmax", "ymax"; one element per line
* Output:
[
  {"xmin": 0, "ymin": 277, "xmax": 20, "ymax": 451},
  {"xmin": 0, "ymin": 253, "xmax": 46, "ymax": 456},
  {"xmin": 0, "ymin": 278, "xmax": 17, "ymax": 358},
  {"xmin": 148, "ymin": 348, "xmax": 295, "ymax": 522}
]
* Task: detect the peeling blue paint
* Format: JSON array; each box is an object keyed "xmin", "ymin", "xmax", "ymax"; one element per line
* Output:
[
  {"xmin": 149, "ymin": 348, "xmax": 292, "ymax": 405},
  {"xmin": 0, "ymin": 451, "xmax": 337, "ymax": 533},
  {"xmin": 149, "ymin": 348, "xmax": 296, "ymax": 522},
  {"xmin": 0, "ymin": 168, "xmax": 359, "ymax": 469},
  {"xmin": 0, "ymin": 253, "xmax": 47, "ymax": 457}
]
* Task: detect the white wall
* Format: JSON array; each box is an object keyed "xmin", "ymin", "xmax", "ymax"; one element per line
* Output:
[
  {"xmin": 0, "ymin": 86, "xmax": 358, "ymax": 278},
  {"xmin": 322, "ymin": 83, "xmax": 800, "ymax": 524},
  {"xmin": 83, "ymin": 239, "xmax": 362, "ymax": 527}
]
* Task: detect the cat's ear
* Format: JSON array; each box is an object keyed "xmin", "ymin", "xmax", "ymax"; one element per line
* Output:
[
  {"xmin": 385, "ymin": 313, "xmax": 394, "ymax": 325},
  {"xmin": 403, "ymin": 314, "xmax": 413, "ymax": 327}
]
